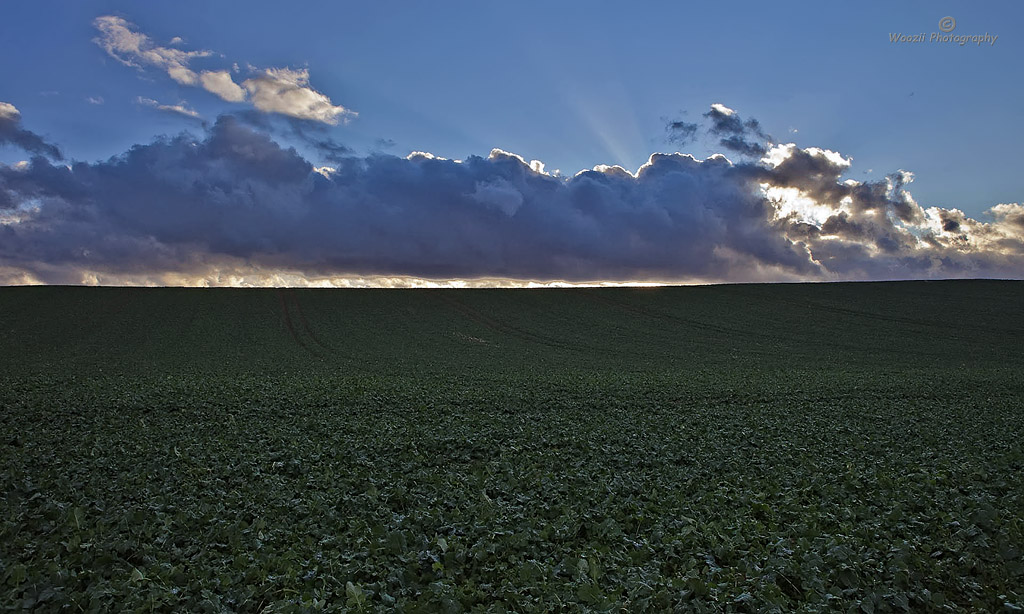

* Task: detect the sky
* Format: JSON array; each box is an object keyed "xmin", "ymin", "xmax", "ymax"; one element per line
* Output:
[{"xmin": 1, "ymin": 1, "xmax": 1022, "ymax": 286}]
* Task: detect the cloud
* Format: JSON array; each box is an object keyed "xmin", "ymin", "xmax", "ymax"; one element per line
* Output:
[
  {"xmin": 0, "ymin": 107, "xmax": 1021, "ymax": 286},
  {"xmin": 666, "ymin": 119, "xmax": 698, "ymax": 147},
  {"xmin": 200, "ymin": 70, "xmax": 246, "ymax": 102},
  {"xmin": 92, "ymin": 16, "xmax": 354, "ymax": 125},
  {"xmin": 0, "ymin": 102, "xmax": 63, "ymax": 160},
  {"xmin": 663, "ymin": 104, "xmax": 773, "ymax": 156},
  {"xmin": 93, "ymin": 16, "xmax": 210, "ymax": 86},
  {"xmin": 470, "ymin": 176, "xmax": 524, "ymax": 217},
  {"xmin": 241, "ymin": 68, "xmax": 355, "ymax": 125},
  {"xmin": 306, "ymin": 136, "xmax": 353, "ymax": 163},
  {"xmin": 136, "ymin": 97, "xmax": 201, "ymax": 119},
  {"xmin": 704, "ymin": 102, "xmax": 772, "ymax": 156},
  {"xmin": 86, "ymin": 96, "xmax": 105, "ymax": 105},
  {"xmin": 229, "ymin": 110, "xmax": 354, "ymax": 163},
  {"xmin": 285, "ymin": 116, "xmax": 355, "ymax": 162}
]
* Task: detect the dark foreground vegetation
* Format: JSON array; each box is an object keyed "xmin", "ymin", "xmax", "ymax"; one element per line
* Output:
[{"xmin": 2, "ymin": 280, "xmax": 1023, "ymax": 612}]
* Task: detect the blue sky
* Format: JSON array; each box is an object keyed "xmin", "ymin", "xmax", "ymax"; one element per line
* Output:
[{"xmin": 1, "ymin": 1, "xmax": 1022, "ymax": 285}]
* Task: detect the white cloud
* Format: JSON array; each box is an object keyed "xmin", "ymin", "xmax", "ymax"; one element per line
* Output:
[
  {"xmin": 200, "ymin": 70, "xmax": 246, "ymax": 102},
  {"xmin": 312, "ymin": 166, "xmax": 336, "ymax": 178},
  {"xmin": 592, "ymin": 164, "xmax": 634, "ymax": 178},
  {"xmin": 0, "ymin": 101, "xmax": 20, "ymax": 120},
  {"xmin": 241, "ymin": 68, "xmax": 355, "ymax": 124},
  {"xmin": 136, "ymin": 96, "xmax": 201, "ymax": 119},
  {"xmin": 710, "ymin": 102, "xmax": 736, "ymax": 116},
  {"xmin": 805, "ymin": 147, "xmax": 852, "ymax": 170},
  {"xmin": 762, "ymin": 185, "xmax": 837, "ymax": 226},
  {"xmin": 93, "ymin": 16, "xmax": 355, "ymax": 125},
  {"xmin": 760, "ymin": 143, "xmax": 797, "ymax": 168},
  {"xmin": 407, "ymin": 151, "xmax": 446, "ymax": 161},
  {"xmin": 93, "ymin": 16, "xmax": 210, "ymax": 86},
  {"xmin": 990, "ymin": 203, "xmax": 1024, "ymax": 237},
  {"xmin": 86, "ymin": 96, "xmax": 105, "ymax": 105}
]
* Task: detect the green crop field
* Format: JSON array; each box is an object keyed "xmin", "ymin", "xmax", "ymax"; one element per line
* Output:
[{"xmin": 2, "ymin": 280, "xmax": 1023, "ymax": 613}]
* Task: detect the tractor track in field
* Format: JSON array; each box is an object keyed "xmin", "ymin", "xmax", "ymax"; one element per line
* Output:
[
  {"xmin": 580, "ymin": 289, "xmax": 929, "ymax": 358},
  {"xmin": 712, "ymin": 288, "xmax": 1024, "ymax": 358},
  {"xmin": 431, "ymin": 292, "xmax": 616, "ymax": 355},
  {"xmin": 580, "ymin": 289, "xmax": 777, "ymax": 347},
  {"xmin": 277, "ymin": 289, "xmax": 323, "ymax": 359},
  {"xmin": 760, "ymin": 293, "xmax": 1024, "ymax": 336},
  {"xmin": 288, "ymin": 291, "xmax": 336, "ymax": 354},
  {"xmin": 277, "ymin": 290, "xmax": 368, "ymax": 366}
]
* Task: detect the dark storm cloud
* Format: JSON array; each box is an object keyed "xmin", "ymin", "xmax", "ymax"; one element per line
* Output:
[
  {"xmin": 1, "ymin": 105, "xmax": 1022, "ymax": 285},
  {"xmin": 308, "ymin": 138, "xmax": 353, "ymax": 163},
  {"xmin": 719, "ymin": 135, "xmax": 766, "ymax": 157},
  {"xmin": 703, "ymin": 103, "xmax": 772, "ymax": 157},
  {"xmin": 759, "ymin": 145, "xmax": 849, "ymax": 200},
  {"xmin": 231, "ymin": 112, "xmax": 354, "ymax": 163},
  {"xmin": 228, "ymin": 109, "xmax": 275, "ymax": 130},
  {"xmin": 283, "ymin": 117, "xmax": 353, "ymax": 160},
  {"xmin": 0, "ymin": 102, "xmax": 63, "ymax": 161},
  {"xmin": 0, "ymin": 116, "xmax": 816, "ymax": 282},
  {"xmin": 662, "ymin": 104, "xmax": 772, "ymax": 157},
  {"xmin": 941, "ymin": 214, "xmax": 961, "ymax": 233},
  {"xmin": 705, "ymin": 106, "xmax": 767, "ymax": 138}
]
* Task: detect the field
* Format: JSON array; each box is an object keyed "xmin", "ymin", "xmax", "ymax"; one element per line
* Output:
[{"xmin": 2, "ymin": 280, "xmax": 1023, "ymax": 613}]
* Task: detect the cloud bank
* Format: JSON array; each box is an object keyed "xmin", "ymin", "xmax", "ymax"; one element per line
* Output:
[
  {"xmin": 0, "ymin": 104, "xmax": 1021, "ymax": 286},
  {"xmin": 93, "ymin": 16, "xmax": 354, "ymax": 124}
]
